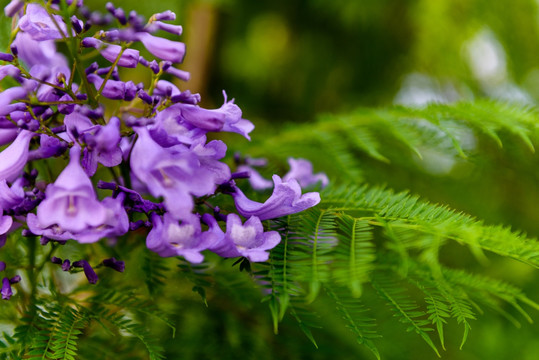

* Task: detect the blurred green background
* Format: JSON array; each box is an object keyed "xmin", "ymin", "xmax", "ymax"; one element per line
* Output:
[{"xmin": 85, "ymin": 0, "xmax": 539, "ymax": 359}]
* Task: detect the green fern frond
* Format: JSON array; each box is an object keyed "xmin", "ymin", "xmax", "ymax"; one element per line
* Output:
[
  {"xmin": 88, "ymin": 305, "xmax": 165, "ymax": 360},
  {"xmin": 325, "ymin": 286, "xmax": 381, "ymax": 359},
  {"xmin": 289, "ymin": 208, "xmax": 337, "ymax": 302},
  {"xmin": 371, "ymin": 275, "xmax": 441, "ymax": 357},
  {"xmin": 332, "ymin": 215, "xmax": 376, "ymax": 297},
  {"xmin": 87, "ymin": 289, "xmax": 176, "ymax": 336},
  {"xmin": 48, "ymin": 306, "xmax": 87, "ymax": 360},
  {"xmin": 320, "ymin": 184, "xmax": 539, "ymax": 268}
]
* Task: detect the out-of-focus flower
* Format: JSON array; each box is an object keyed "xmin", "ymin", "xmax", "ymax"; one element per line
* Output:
[{"xmin": 283, "ymin": 158, "xmax": 329, "ymax": 188}]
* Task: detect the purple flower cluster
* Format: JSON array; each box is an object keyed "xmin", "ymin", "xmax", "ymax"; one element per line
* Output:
[{"xmin": 0, "ymin": 1, "xmax": 326, "ymax": 290}]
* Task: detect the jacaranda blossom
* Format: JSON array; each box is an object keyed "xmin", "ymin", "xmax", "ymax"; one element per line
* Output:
[
  {"xmin": 0, "ymin": 130, "xmax": 34, "ymax": 183},
  {"xmin": 231, "ymin": 175, "xmax": 321, "ymax": 220},
  {"xmin": 204, "ymin": 214, "xmax": 281, "ymax": 262},
  {"xmin": 147, "ymin": 213, "xmax": 217, "ymax": 263},
  {"xmin": 36, "ymin": 146, "xmax": 107, "ymax": 233}
]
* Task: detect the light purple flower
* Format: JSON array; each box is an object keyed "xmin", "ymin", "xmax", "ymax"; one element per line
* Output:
[
  {"xmin": 82, "ymin": 37, "xmax": 139, "ymax": 68},
  {"xmin": 147, "ymin": 213, "xmax": 217, "ymax": 263},
  {"xmin": 0, "ymin": 130, "xmax": 34, "ymax": 183},
  {"xmin": 204, "ymin": 214, "xmax": 280, "ymax": 262},
  {"xmin": 29, "ymin": 193, "xmax": 128, "ymax": 243},
  {"xmin": 137, "ymin": 32, "xmax": 186, "ymax": 63},
  {"xmin": 231, "ymin": 175, "xmax": 321, "ymax": 220},
  {"xmin": 0, "ymin": 65, "xmax": 20, "ymax": 81},
  {"xmin": 0, "ymin": 179, "xmax": 24, "ymax": 209},
  {"xmin": 78, "ymin": 117, "xmax": 123, "ymax": 176},
  {"xmin": 130, "ymin": 127, "xmax": 217, "ymax": 219},
  {"xmin": 149, "ymin": 21, "xmax": 183, "ymax": 36},
  {"xmin": 0, "ymin": 207, "xmax": 13, "ymax": 246},
  {"xmin": 0, "ymin": 126, "xmax": 17, "ymax": 147},
  {"xmin": 36, "ymin": 146, "xmax": 107, "ymax": 233},
  {"xmin": 0, "ymin": 87, "xmax": 28, "ymax": 108},
  {"xmin": 283, "ymin": 158, "xmax": 329, "ymax": 188},
  {"xmin": 178, "ymin": 92, "xmax": 254, "ymax": 139},
  {"xmin": 18, "ymin": 4, "xmax": 69, "ymax": 41},
  {"xmin": 152, "ymin": 10, "xmax": 176, "ymax": 21},
  {"xmin": 154, "ymin": 79, "xmax": 181, "ymax": 98},
  {"xmin": 190, "ymin": 136, "xmax": 231, "ymax": 185},
  {"xmin": 148, "ymin": 105, "xmax": 206, "ymax": 147},
  {"xmin": 236, "ymin": 165, "xmax": 273, "ymax": 190},
  {"xmin": 12, "ymin": 32, "xmax": 69, "ymax": 71},
  {"xmin": 165, "ymin": 66, "xmax": 190, "ymax": 81},
  {"xmin": 4, "ymin": 0, "xmax": 24, "ymax": 17},
  {"xmin": 87, "ymin": 74, "xmax": 126, "ymax": 100}
]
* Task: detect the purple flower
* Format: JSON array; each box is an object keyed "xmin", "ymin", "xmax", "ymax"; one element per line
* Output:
[
  {"xmin": 190, "ymin": 136, "xmax": 231, "ymax": 185},
  {"xmin": 87, "ymin": 74, "xmax": 126, "ymax": 100},
  {"xmin": 0, "ymin": 87, "xmax": 28, "ymax": 108},
  {"xmin": 165, "ymin": 66, "xmax": 190, "ymax": 81},
  {"xmin": 147, "ymin": 213, "xmax": 216, "ymax": 263},
  {"xmin": 151, "ymin": 10, "xmax": 176, "ymax": 21},
  {"xmin": 18, "ymin": 4, "xmax": 69, "ymax": 41},
  {"xmin": 36, "ymin": 146, "xmax": 108, "ymax": 233},
  {"xmin": 102, "ymin": 257, "xmax": 125, "ymax": 272},
  {"xmin": 1, "ymin": 277, "xmax": 12, "ymax": 300},
  {"xmin": 12, "ymin": 33, "xmax": 67, "ymax": 69},
  {"xmin": 283, "ymin": 158, "xmax": 329, "ymax": 188},
  {"xmin": 28, "ymin": 134, "xmax": 68, "ymax": 161},
  {"xmin": 0, "ymin": 65, "xmax": 20, "ymax": 81},
  {"xmin": 0, "ymin": 130, "xmax": 34, "ymax": 183},
  {"xmin": 154, "ymin": 79, "xmax": 181, "ymax": 97},
  {"xmin": 130, "ymin": 127, "xmax": 217, "ymax": 219},
  {"xmin": 64, "ymin": 112, "xmax": 122, "ymax": 175},
  {"xmin": 204, "ymin": 214, "xmax": 280, "ymax": 262},
  {"xmin": 149, "ymin": 21, "xmax": 183, "ymax": 36},
  {"xmin": 97, "ymin": 181, "xmax": 164, "ymax": 213},
  {"xmin": 177, "ymin": 92, "xmax": 254, "ymax": 139},
  {"xmin": 28, "ymin": 193, "xmax": 129, "ymax": 243},
  {"xmin": 0, "ymin": 208, "xmax": 13, "ymax": 239},
  {"xmin": 137, "ymin": 32, "xmax": 186, "ymax": 63},
  {"xmin": 231, "ymin": 175, "xmax": 321, "ymax": 220},
  {"xmin": 147, "ymin": 105, "xmax": 205, "ymax": 147},
  {"xmin": 4, "ymin": 0, "xmax": 24, "ymax": 17},
  {"xmin": 0, "ymin": 179, "xmax": 24, "ymax": 209},
  {"xmin": 72, "ymin": 260, "xmax": 98, "ymax": 284},
  {"xmin": 236, "ymin": 165, "xmax": 273, "ymax": 190},
  {"xmin": 82, "ymin": 37, "xmax": 139, "ymax": 68},
  {"xmin": 62, "ymin": 259, "xmax": 71, "ymax": 271}
]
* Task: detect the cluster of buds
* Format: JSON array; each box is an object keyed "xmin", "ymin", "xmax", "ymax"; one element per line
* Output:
[{"xmin": 0, "ymin": 1, "xmax": 326, "ymax": 292}]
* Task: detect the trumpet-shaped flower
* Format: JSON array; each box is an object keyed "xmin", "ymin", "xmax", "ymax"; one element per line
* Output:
[
  {"xmin": 231, "ymin": 175, "xmax": 320, "ymax": 220},
  {"xmin": 0, "ymin": 130, "xmax": 34, "ymax": 183},
  {"xmin": 36, "ymin": 146, "xmax": 107, "ymax": 233},
  {"xmin": 137, "ymin": 32, "xmax": 185, "ymax": 63},
  {"xmin": 82, "ymin": 37, "xmax": 140, "ymax": 68},
  {"xmin": 204, "ymin": 214, "xmax": 280, "ymax": 262},
  {"xmin": 283, "ymin": 158, "xmax": 329, "ymax": 188},
  {"xmin": 147, "ymin": 213, "xmax": 216, "ymax": 263},
  {"xmin": 130, "ymin": 127, "xmax": 216, "ymax": 219}
]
